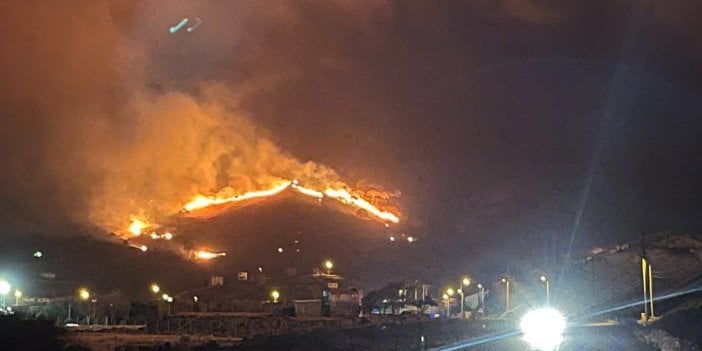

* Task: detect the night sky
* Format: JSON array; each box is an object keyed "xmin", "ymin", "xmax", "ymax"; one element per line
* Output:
[{"xmin": 1, "ymin": 1, "xmax": 702, "ymax": 266}]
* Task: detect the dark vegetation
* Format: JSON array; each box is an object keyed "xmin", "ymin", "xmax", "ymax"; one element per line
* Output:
[{"xmin": 0, "ymin": 315, "xmax": 65, "ymax": 351}]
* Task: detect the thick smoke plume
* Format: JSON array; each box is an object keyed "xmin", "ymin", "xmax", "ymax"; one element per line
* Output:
[{"xmin": 0, "ymin": 1, "xmax": 396, "ymax": 236}]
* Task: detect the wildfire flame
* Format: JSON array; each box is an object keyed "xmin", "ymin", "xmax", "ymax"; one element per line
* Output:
[
  {"xmin": 194, "ymin": 250, "xmax": 226, "ymax": 260},
  {"xmin": 183, "ymin": 180, "xmax": 399, "ymax": 223},
  {"xmin": 184, "ymin": 181, "xmax": 292, "ymax": 212},
  {"xmin": 129, "ymin": 217, "xmax": 148, "ymax": 237},
  {"xmin": 291, "ymin": 183, "xmax": 324, "ymax": 198},
  {"xmin": 323, "ymin": 188, "xmax": 400, "ymax": 223}
]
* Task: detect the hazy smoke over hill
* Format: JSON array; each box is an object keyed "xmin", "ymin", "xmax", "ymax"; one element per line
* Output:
[
  {"xmin": 0, "ymin": 1, "xmax": 398, "ymax": 236},
  {"xmin": 2, "ymin": 0, "xmax": 702, "ymax": 268}
]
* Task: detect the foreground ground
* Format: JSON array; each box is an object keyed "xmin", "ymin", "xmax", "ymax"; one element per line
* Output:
[{"xmin": 61, "ymin": 319, "xmax": 673, "ymax": 351}]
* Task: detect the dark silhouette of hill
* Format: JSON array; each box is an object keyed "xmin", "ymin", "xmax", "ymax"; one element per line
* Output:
[
  {"xmin": 167, "ymin": 192, "xmax": 413, "ymax": 287},
  {"xmin": 0, "ymin": 233, "xmax": 207, "ymax": 299},
  {"xmin": 1, "ymin": 193, "xmax": 420, "ymax": 298}
]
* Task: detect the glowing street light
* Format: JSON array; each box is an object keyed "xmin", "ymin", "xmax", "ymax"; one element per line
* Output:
[
  {"xmin": 520, "ymin": 308, "xmax": 566, "ymax": 351},
  {"xmin": 0, "ymin": 280, "xmax": 10, "ymax": 295},
  {"xmin": 540, "ymin": 276, "xmax": 550, "ymax": 306},
  {"xmin": 150, "ymin": 284, "xmax": 161, "ymax": 294},
  {"xmin": 271, "ymin": 290, "xmax": 280, "ymax": 303},
  {"xmin": 14, "ymin": 290, "xmax": 22, "ymax": 305},
  {"xmin": 323, "ymin": 260, "xmax": 334, "ymax": 274},
  {"xmin": 0, "ymin": 280, "xmax": 11, "ymax": 308},
  {"xmin": 78, "ymin": 288, "xmax": 90, "ymax": 301},
  {"xmin": 445, "ymin": 288, "xmax": 455, "ymax": 318},
  {"xmin": 162, "ymin": 294, "xmax": 173, "ymax": 315},
  {"xmin": 459, "ymin": 277, "xmax": 470, "ymax": 318},
  {"xmin": 446, "ymin": 288, "xmax": 455, "ymax": 316}
]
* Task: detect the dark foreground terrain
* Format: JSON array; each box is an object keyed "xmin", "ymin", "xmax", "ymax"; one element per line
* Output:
[{"xmin": 4, "ymin": 312, "xmax": 702, "ymax": 351}]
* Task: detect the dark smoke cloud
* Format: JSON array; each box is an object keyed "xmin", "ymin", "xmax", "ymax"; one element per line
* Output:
[
  {"xmin": 1, "ymin": 0, "xmax": 702, "ymax": 265},
  {"xmin": 0, "ymin": 1, "xmax": 398, "ymax": 236}
]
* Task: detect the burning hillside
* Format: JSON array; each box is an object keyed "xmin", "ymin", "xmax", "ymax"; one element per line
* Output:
[
  {"xmin": 182, "ymin": 179, "xmax": 400, "ymax": 223},
  {"xmin": 85, "ymin": 90, "xmax": 402, "ymax": 241}
]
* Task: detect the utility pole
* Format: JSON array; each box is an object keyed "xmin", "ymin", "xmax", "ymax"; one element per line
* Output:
[
  {"xmin": 641, "ymin": 231, "xmax": 649, "ymax": 320},
  {"xmin": 648, "ymin": 263, "xmax": 655, "ymax": 318}
]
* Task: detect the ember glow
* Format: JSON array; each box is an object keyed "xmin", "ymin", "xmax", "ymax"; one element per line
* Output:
[{"xmin": 194, "ymin": 250, "xmax": 227, "ymax": 260}]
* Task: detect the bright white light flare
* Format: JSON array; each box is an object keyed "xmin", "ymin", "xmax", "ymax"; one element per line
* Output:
[
  {"xmin": 520, "ymin": 308, "xmax": 566, "ymax": 351},
  {"xmin": 0, "ymin": 281, "xmax": 11, "ymax": 295}
]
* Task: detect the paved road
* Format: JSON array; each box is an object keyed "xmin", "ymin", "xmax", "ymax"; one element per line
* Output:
[{"xmin": 438, "ymin": 325, "xmax": 658, "ymax": 351}]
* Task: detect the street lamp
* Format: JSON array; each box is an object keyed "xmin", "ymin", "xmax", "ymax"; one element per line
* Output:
[
  {"xmin": 459, "ymin": 278, "xmax": 470, "ymax": 318},
  {"xmin": 14, "ymin": 290, "xmax": 22, "ymax": 305},
  {"xmin": 90, "ymin": 298, "xmax": 97, "ymax": 325},
  {"xmin": 0, "ymin": 280, "xmax": 11, "ymax": 308},
  {"xmin": 79, "ymin": 288, "xmax": 90, "ymax": 301},
  {"xmin": 442, "ymin": 293, "xmax": 450, "ymax": 318},
  {"xmin": 501, "ymin": 278, "xmax": 510, "ymax": 312},
  {"xmin": 540, "ymin": 276, "xmax": 550, "ymax": 306},
  {"xmin": 162, "ymin": 294, "xmax": 173, "ymax": 315},
  {"xmin": 150, "ymin": 283, "xmax": 160, "ymax": 294},
  {"xmin": 323, "ymin": 260, "xmax": 334, "ymax": 274},
  {"xmin": 271, "ymin": 290, "xmax": 280, "ymax": 304},
  {"xmin": 477, "ymin": 283, "xmax": 485, "ymax": 314},
  {"xmin": 446, "ymin": 288, "xmax": 455, "ymax": 318},
  {"xmin": 78, "ymin": 289, "xmax": 91, "ymax": 325}
]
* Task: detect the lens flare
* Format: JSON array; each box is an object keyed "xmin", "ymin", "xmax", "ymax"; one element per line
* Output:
[{"xmin": 519, "ymin": 308, "xmax": 566, "ymax": 351}]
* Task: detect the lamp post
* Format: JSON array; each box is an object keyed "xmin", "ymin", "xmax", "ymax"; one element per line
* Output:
[
  {"xmin": 446, "ymin": 288, "xmax": 455, "ymax": 318},
  {"xmin": 150, "ymin": 283, "xmax": 160, "ymax": 294},
  {"xmin": 459, "ymin": 278, "xmax": 470, "ymax": 318},
  {"xmin": 442, "ymin": 293, "xmax": 451, "ymax": 319},
  {"xmin": 78, "ymin": 288, "xmax": 90, "ymax": 324},
  {"xmin": 540, "ymin": 276, "xmax": 550, "ymax": 306},
  {"xmin": 501, "ymin": 278, "xmax": 510, "ymax": 312},
  {"xmin": 0, "ymin": 280, "xmax": 11, "ymax": 308},
  {"xmin": 323, "ymin": 260, "xmax": 334, "ymax": 275},
  {"xmin": 90, "ymin": 298, "xmax": 97, "ymax": 325},
  {"xmin": 477, "ymin": 283, "xmax": 485, "ymax": 314},
  {"xmin": 162, "ymin": 294, "xmax": 173, "ymax": 315},
  {"xmin": 14, "ymin": 290, "xmax": 22, "ymax": 305}
]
